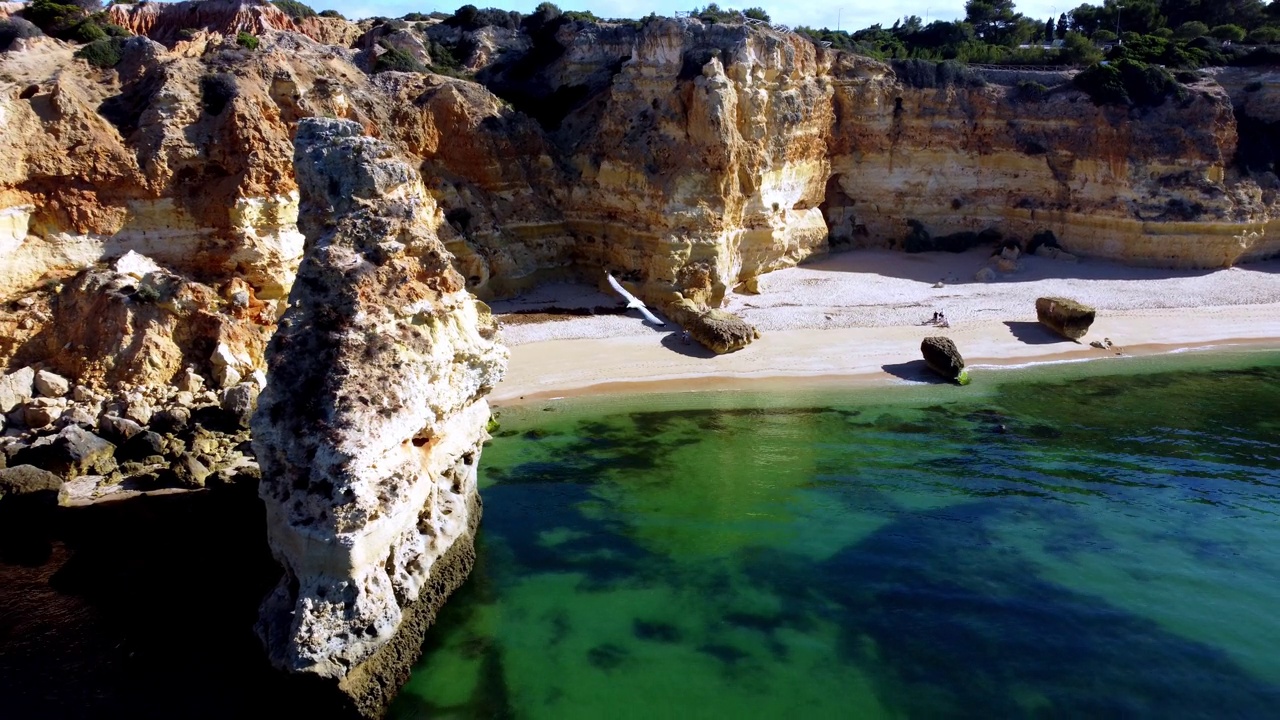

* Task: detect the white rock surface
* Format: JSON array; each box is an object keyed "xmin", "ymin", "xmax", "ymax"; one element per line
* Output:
[
  {"xmin": 0, "ymin": 367, "xmax": 35, "ymax": 413},
  {"xmin": 252, "ymin": 119, "xmax": 508, "ymax": 707},
  {"xmin": 113, "ymin": 250, "xmax": 164, "ymax": 279},
  {"xmin": 34, "ymin": 370, "xmax": 70, "ymax": 398}
]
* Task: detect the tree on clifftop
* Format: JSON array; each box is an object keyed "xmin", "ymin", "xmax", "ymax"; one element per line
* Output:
[{"xmin": 965, "ymin": 0, "xmax": 1034, "ymax": 45}]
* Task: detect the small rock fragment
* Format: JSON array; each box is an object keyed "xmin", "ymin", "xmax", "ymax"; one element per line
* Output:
[
  {"xmin": 33, "ymin": 370, "xmax": 70, "ymax": 398},
  {"xmin": 0, "ymin": 367, "xmax": 36, "ymax": 414}
]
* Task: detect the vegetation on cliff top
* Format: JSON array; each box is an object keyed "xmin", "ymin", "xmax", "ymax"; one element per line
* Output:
[
  {"xmin": 20, "ymin": 0, "xmax": 132, "ymax": 44},
  {"xmin": 795, "ymin": 0, "xmax": 1280, "ymax": 69}
]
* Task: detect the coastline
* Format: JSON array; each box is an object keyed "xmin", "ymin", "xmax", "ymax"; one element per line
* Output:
[{"xmin": 489, "ymin": 250, "xmax": 1280, "ymax": 407}]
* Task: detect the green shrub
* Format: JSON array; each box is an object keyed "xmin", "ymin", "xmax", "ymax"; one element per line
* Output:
[
  {"xmin": 1015, "ymin": 80, "xmax": 1050, "ymax": 102},
  {"xmin": 562, "ymin": 9, "xmax": 599, "ymax": 22},
  {"xmin": 1245, "ymin": 80, "xmax": 1264, "ymax": 92},
  {"xmin": 1074, "ymin": 59, "xmax": 1177, "ymax": 107},
  {"xmin": 177, "ymin": 27, "xmax": 198, "ymax": 40},
  {"xmin": 1174, "ymin": 21, "xmax": 1209, "ymax": 40},
  {"xmin": 0, "ymin": 18, "xmax": 43, "ymax": 51},
  {"xmin": 272, "ymin": 0, "xmax": 316, "ymax": 20},
  {"xmin": 133, "ymin": 283, "xmax": 161, "ymax": 303},
  {"xmin": 102, "ymin": 22, "xmax": 130, "ymax": 37},
  {"xmin": 235, "ymin": 31, "xmax": 258, "ymax": 49},
  {"xmin": 22, "ymin": 0, "xmax": 109, "ymax": 43},
  {"xmin": 200, "ymin": 72, "xmax": 238, "ymax": 115},
  {"xmin": 1074, "ymin": 62, "xmax": 1128, "ymax": 105},
  {"xmin": 22, "ymin": 0, "xmax": 83, "ymax": 33},
  {"xmin": 373, "ymin": 43, "xmax": 425, "ymax": 73},
  {"xmin": 75, "ymin": 36, "xmax": 124, "ymax": 67},
  {"xmin": 318, "ymin": 9, "xmax": 344, "ymax": 18},
  {"xmin": 1247, "ymin": 26, "xmax": 1280, "ymax": 45},
  {"xmin": 68, "ymin": 20, "xmax": 105, "ymax": 42},
  {"xmin": 428, "ymin": 40, "xmax": 462, "ymax": 70},
  {"xmin": 1210, "ymin": 25, "xmax": 1246, "ymax": 43},
  {"xmin": 891, "ymin": 58, "xmax": 985, "ymax": 89}
]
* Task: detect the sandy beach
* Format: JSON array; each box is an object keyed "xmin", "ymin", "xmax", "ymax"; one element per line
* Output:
[{"xmin": 489, "ymin": 249, "xmax": 1280, "ymax": 404}]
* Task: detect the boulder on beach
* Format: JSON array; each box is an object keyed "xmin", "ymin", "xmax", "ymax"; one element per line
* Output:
[
  {"xmin": 669, "ymin": 298, "xmax": 759, "ymax": 354},
  {"xmin": 1036, "ymin": 296, "xmax": 1096, "ymax": 340},
  {"xmin": 921, "ymin": 336, "xmax": 970, "ymax": 385}
]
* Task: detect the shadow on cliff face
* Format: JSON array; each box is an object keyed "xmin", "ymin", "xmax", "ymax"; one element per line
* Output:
[
  {"xmin": 0, "ymin": 486, "xmax": 339, "ymax": 720},
  {"xmin": 800, "ymin": 247, "xmax": 1235, "ymax": 285}
]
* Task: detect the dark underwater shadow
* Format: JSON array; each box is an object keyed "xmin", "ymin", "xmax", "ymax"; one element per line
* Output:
[
  {"xmin": 1004, "ymin": 320, "xmax": 1076, "ymax": 345},
  {"xmin": 882, "ymin": 360, "xmax": 949, "ymax": 383},
  {"xmin": 743, "ymin": 497, "xmax": 1280, "ymax": 718},
  {"xmin": 0, "ymin": 487, "xmax": 348, "ymax": 720}
]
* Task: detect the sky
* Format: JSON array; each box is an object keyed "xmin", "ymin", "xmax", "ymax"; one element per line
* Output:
[{"xmin": 320, "ymin": 0, "xmax": 1070, "ymax": 35}]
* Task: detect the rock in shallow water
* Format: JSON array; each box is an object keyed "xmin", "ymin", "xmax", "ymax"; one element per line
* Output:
[
  {"xmin": 251, "ymin": 118, "xmax": 508, "ymax": 716},
  {"xmin": 921, "ymin": 336, "xmax": 969, "ymax": 385}
]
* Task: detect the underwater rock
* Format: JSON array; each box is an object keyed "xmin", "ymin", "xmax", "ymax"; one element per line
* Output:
[
  {"xmin": 921, "ymin": 336, "xmax": 969, "ymax": 385},
  {"xmin": 1036, "ymin": 297, "xmax": 1096, "ymax": 340}
]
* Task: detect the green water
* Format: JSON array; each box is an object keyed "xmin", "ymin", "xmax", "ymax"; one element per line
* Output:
[{"xmin": 391, "ymin": 350, "xmax": 1280, "ymax": 719}]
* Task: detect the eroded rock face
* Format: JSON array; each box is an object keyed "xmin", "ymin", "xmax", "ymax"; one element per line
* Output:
[
  {"xmin": 1036, "ymin": 296, "xmax": 1097, "ymax": 340},
  {"xmin": 668, "ymin": 297, "xmax": 760, "ymax": 354},
  {"xmin": 251, "ymin": 118, "xmax": 507, "ymax": 715},
  {"xmin": 824, "ymin": 56, "xmax": 1280, "ymax": 268}
]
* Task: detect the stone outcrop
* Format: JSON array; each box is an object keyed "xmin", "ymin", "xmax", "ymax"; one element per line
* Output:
[
  {"xmin": 1036, "ymin": 296, "xmax": 1097, "ymax": 341},
  {"xmin": 921, "ymin": 336, "xmax": 969, "ymax": 385},
  {"xmin": 107, "ymin": 0, "xmax": 362, "ymax": 48},
  {"xmin": 668, "ymin": 297, "xmax": 760, "ymax": 354},
  {"xmin": 251, "ymin": 118, "xmax": 507, "ymax": 715},
  {"xmin": 824, "ymin": 57, "xmax": 1280, "ymax": 268}
]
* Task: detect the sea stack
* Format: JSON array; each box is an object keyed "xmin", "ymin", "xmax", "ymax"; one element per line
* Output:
[
  {"xmin": 251, "ymin": 119, "xmax": 508, "ymax": 715},
  {"xmin": 921, "ymin": 336, "xmax": 970, "ymax": 385},
  {"xmin": 1036, "ymin": 297, "xmax": 1097, "ymax": 340}
]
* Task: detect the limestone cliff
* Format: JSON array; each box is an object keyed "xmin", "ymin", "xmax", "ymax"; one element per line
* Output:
[
  {"xmin": 823, "ymin": 55, "xmax": 1280, "ymax": 268},
  {"xmin": 553, "ymin": 20, "xmax": 833, "ymax": 307},
  {"xmin": 251, "ymin": 118, "xmax": 507, "ymax": 715},
  {"xmin": 107, "ymin": 0, "xmax": 362, "ymax": 47}
]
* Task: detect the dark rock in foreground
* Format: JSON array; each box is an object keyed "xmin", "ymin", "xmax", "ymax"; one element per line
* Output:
[
  {"xmin": 0, "ymin": 465, "xmax": 63, "ymax": 500},
  {"xmin": 921, "ymin": 336, "xmax": 969, "ymax": 385},
  {"xmin": 1036, "ymin": 296, "xmax": 1096, "ymax": 340}
]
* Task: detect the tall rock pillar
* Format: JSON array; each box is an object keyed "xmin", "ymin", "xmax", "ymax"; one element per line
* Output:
[{"xmin": 251, "ymin": 118, "xmax": 508, "ymax": 715}]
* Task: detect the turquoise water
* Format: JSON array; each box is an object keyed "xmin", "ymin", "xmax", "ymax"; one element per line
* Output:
[{"xmin": 391, "ymin": 350, "xmax": 1280, "ymax": 719}]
